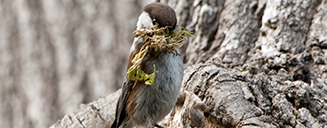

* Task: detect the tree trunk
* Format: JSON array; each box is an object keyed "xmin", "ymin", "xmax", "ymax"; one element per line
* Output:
[
  {"xmin": 0, "ymin": 0, "xmax": 152, "ymax": 128},
  {"xmin": 2, "ymin": 0, "xmax": 327, "ymax": 128}
]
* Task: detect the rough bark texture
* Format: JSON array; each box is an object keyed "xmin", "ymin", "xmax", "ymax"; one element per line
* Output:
[
  {"xmin": 52, "ymin": 0, "xmax": 327, "ymax": 127},
  {"xmin": 2, "ymin": 0, "xmax": 327, "ymax": 128}
]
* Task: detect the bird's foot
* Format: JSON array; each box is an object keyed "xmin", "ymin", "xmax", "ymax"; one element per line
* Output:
[{"xmin": 154, "ymin": 123, "xmax": 165, "ymax": 128}]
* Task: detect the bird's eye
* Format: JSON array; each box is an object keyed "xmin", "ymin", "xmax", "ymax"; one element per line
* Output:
[{"xmin": 152, "ymin": 19, "xmax": 157, "ymax": 24}]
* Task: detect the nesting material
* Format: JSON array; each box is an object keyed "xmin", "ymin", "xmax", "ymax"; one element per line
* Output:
[{"xmin": 127, "ymin": 24, "xmax": 192, "ymax": 85}]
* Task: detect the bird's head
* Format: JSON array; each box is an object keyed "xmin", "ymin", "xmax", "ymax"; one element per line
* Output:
[{"xmin": 136, "ymin": 2, "xmax": 177, "ymax": 32}]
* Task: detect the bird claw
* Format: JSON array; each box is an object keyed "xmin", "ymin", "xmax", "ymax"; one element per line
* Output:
[{"xmin": 154, "ymin": 123, "xmax": 165, "ymax": 128}]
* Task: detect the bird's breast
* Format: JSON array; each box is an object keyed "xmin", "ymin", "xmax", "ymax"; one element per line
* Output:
[{"xmin": 129, "ymin": 50, "xmax": 183, "ymax": 124}]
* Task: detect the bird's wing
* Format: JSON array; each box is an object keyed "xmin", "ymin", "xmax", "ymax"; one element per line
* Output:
[
  {"xmin": 112, "ymin": 37, "xmax": 144, "ymax": 128},
  {"xmin": 111, "ymin": 77, "xmax": 134, "ymax": 128}
]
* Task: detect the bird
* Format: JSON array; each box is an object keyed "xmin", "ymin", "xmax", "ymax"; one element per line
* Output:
[{"xmin": 110, "ymin": 2, "xmax": 183, "ymax": 128}]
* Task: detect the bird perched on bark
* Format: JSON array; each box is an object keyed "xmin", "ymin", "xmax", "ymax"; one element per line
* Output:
[{"xmin": 111, "ymin": 2, "xmax": 183, "ymax": 128}]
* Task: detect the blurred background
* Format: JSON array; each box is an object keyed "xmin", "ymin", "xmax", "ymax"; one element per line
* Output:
[{"xmin": 0, "ymin": 0, "xmax": 156, "ymax": 127}]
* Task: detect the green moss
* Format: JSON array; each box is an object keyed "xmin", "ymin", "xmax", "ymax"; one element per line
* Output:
[{"xmin": 126, "ymin": 25, "xmax": 192, "ymax": 86}]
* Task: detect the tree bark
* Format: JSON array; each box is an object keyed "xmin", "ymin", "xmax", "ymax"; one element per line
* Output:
[
  {"xmin": 1, "ymin": 0, "xmax": 327, "ymax": 128},
  {"xmin": 0, "ymin": 0, "xmax": 153, "ymax": 128},
  {"xmin": 53, "ymin": 0, "xmax": 327, "ymax": 127}
]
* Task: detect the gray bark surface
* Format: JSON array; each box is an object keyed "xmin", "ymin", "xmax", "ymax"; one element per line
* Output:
[
  {"xmin": 1, "ymin": 0, "xmax": 327, "ymax": 128},
  {"xmin": 53, "ymin": 0, "xmax": 327, "ymax": 127}
]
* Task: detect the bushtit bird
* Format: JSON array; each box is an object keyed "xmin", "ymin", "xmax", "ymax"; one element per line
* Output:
[{"xmin": 111, "ymin": 2, "xmax": 183, "ymax": 128}]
